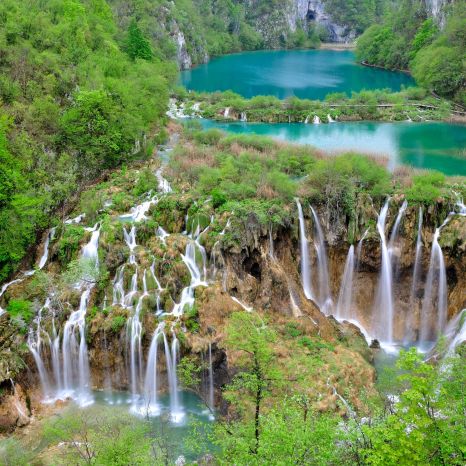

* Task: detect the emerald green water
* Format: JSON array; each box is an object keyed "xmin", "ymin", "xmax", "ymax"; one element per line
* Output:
[
  {"xmin": 181, "ymin": 50, "xmax": 415, "ymax": 100},
  {"xmin": 200, "ymin": 120, "xmax": 466, "ymax": 175}
]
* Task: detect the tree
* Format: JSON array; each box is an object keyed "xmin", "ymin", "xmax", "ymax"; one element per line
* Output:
[
  {"xmin": 360, "ymin": 348, "xmax": 466, "ymax": 465},
  {"xmin": 126, "ymin": 20, "xmax": 153, "ymax": 61}
]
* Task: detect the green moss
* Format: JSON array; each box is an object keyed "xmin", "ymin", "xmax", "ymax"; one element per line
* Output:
[{"xmin": 111, "ymin": 315, "xmax": 126, "ymax": 333}]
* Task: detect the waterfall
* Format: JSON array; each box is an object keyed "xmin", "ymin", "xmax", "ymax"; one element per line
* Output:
[
  {"xmin": 51, "ymin": 317, "xmax": 62, "ymax": 392},
  {"xmin": 142, "ymin": 323, "xmax": 164, "ymax": 415},
  {"xmin": 129, "ymin": 269, "xmax": 148, "ymax": 400},
  {"xmin": 419, "ymin": 227, "xmax": 447, "ymax": 351},
  {"xmin": 223, "ymin": 107, "xmax": 230, "ymax": 118},
  {"xmin": 373, "ymin": 200, "xmax": 394, "ymax": 344},
  {"xmin": 310, "ymin": 206, "xmax": 333, "ymax": 314},
  {"xmin": 165, "ymin": 332, "xmax": 183, "ymax": 423},
  {"xmin": 124, "ymin": 226, "xmax": 137, "ymax": 264},
  {"xmin": 59, "ymin": 225, "xmax": 100, "ymax": 405},
  {"xmin": 240, "ymin": 112, "xmax": 247, "ymax": 122},
  {"xmin": 207, "ymin": 343, "xmax": 214, "ymax": 414},
  {"xmin": 171, "ymin": 223, "xmax": 208, "ymax": 317},
  {"xmin": 120, "ymin": 193, "xmax": 157, "ymax": 222},
  {"xmin": 313, "ymin": 115, "xmax": 321, "ymax": 124},
  {"xmin": 38, "ymin": 227, "xmax": 56, "ymax": 270},
  {"xmin": 405, "ymin": 208, "xmax": 423, "ymax": 343},
  {"xmin": 388, "ymin": 200, "xmax": 408, "ymax": 267},
  {"xmin": 336, "ymin": 246, "xmax": 355, "ymax": 320},
  {"xmin": 327, "ymin": 114, "xmax": 335, "ymax": 123},
  {"xmin": 304, "ymin": 116, "xmax": 310, "ymax": 124},
  {"xmin": 28, "ymin": 300, "xmax": 52, "ymax": 399},
  {"xmin": 156, "ymin": 168, "xmax": 172, "ymax": 194},
  {"xmin": 296, "ymin": 199, "xmax": 313, "ymax": 300}
]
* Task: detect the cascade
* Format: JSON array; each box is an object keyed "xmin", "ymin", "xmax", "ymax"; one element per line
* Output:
[
  {"xmin": 419, "ymin": 227, "xmax": 447, "ymax": 351},
  {"xmin": 38, "ymin": 227, "xmax": 56, "ymax": 270},
  {"xmin": 65, "ymin": 213, "xmax": 85, "ymax": 225},
  {"xmin": 223, "ymin": 107, "xmax": 230, "ymax": 118},
  {"xmin": 142, "ymin": 323, "xmax": 164, "ymax": 415},
  {"xmin": 50, "ymin": 316, "xmax": 62, "ymax": 393},
  {"xmin": 129, "ymin": 269, "xmax": 148, "ymax": 400},
  {"xmin": 156, "ymin": 168, "xmax": 173, "ymax": 194},
  {"xmin": 240, "ymin": 112, "xmax": 247, "ymax": 122},
  {"xmin": 310, "ymin": 206, "xmax": 333, "ymax": 314},
  {"xmin": 336, "ymin": 246, "xmax": 355, "ymax": 320},
  {"xmin": 120, "ymin": 193, "xmax": 157, "ymax": 222},
  {"xmin": 304, "ymin": 116, "xmax": 310, "ymax": 124},
  {"xmin": 313, "ymin": 115, "xmax": 321, "ymax": 124},
  {"xmin": 327, "ymin": 114, "xmax": 335, "ymax": 123},
  {"xmin": 296, "ymin": 199, "xmax": 313, "ymax": 300},
  {"xmin": 372, "ymin": 200, "xmax": 394, "ymax": 344},
  {"xmin": 405, "ymin": 208, "xmax": 423, "ymax": 343},
  {"xmin": 388, "ymin": 200, "xmax": 408, "ymax": 267},
  {"xmin": 28, "ymin": 300, "xmax": 52, "ymax": 398},
  {"xmin": 166, "ymin": 332, "xmax": 183, "ymax": 422},
  {"xmin": 124, "ymin": 226, "xmax": 137, "ymax": 264},
  {"xmin": 170, "ymin": 221, "xmax": 209, "ymax": 317}
]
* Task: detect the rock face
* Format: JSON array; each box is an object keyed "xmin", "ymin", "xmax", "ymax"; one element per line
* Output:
[{"xmin": 290, "ymin": 0, "xmax": 357, "ymax": 42}]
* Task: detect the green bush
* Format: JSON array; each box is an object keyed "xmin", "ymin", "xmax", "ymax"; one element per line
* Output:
[
  {"xmin": 111, "ymin": 315, "xmax": 126, "ymax": 333},
  {"xmin": 7, "ymin": 299, "xmax": 34, "ymax": 326},
  {"xmin": 406, "ymin": 172, "xmax": 446, "ymax": 203}
]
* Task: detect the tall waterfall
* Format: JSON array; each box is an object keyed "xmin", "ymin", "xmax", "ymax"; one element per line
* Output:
[
  {"xmin": 419, "ymin": 227, "xmax": 447, "ymax": 350},
  {"xmin": 166, "ymin": 332, "xmax": 183, "ymax": 422},
  {"xmin": 27, "ymin": 300, "xmax": 52, "ymax": 398},
  {"xmin": 142, "ymin": 323, "xmax": 164, "ymax": 415},
  {"xmin": 405, "ymin": 208, "xmax": 423, "ymax": 343},
  {"xmin": 296, "ymin": 199, "xmax": 313, "ymax": 300},
  {"xmin": 373, "ymin": 200, "xmax": 394, "ymax": 344},
  {"xmin": 336, "ymin": 246, "xmax": 355, "ymax": 320},
  {"xmin": 310, "ymin": 206, "xmax": 333, "ymax": 314}
]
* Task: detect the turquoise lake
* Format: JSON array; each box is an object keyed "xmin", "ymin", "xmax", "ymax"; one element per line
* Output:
[
  {"xmin": 200, "ymin": 120, "xmax": 466, "ymax": 176},
  {"xmin": 181, "ymin": 50, "xmax": 416, "ymax": 100}
]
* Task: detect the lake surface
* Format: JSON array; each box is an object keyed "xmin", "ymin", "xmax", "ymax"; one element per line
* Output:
[
  {"xmin": 200, "ymin": 120, "xmax": 466, "ymax": 175},
  {"xmin": 181, "ymin": 50, "xmax": 415, "ymax": 100}
]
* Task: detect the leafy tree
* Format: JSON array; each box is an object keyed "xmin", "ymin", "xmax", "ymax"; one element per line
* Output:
[{"xmin": 126, "ymin": 20, "xmax": 153, "ymax": 61}]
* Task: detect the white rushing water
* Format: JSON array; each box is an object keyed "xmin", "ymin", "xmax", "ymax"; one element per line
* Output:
[
  {"xmin": 38, "ymin": 227, "xmax": 56, "ymax": 270},
  {"xmin": 310, "ymin": 206, "xmax": 333, "ymax": 314},
  {"xmin": 419, "ymin": 227, "xmax": 447, "ymax": 351},
  {"xmin": 405, "ymin": 207, "xmax": 423, "ymax": 343},
  {"xmin": 296, "ymin": 199, "xmax": 313, "ymax": 301},
  {"xmin": 336, "ymin": 245, "xmax": 355, "ymax": 320},
  {"xmin": 372, "ymin": 200, "xmax": 394, "ymax": 344}
]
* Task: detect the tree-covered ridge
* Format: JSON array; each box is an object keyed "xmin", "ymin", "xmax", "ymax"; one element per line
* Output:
[
  {"xmin": 356, "ymin": 1, "xmax": 465, "ymax": 102},
  {"xmin": 0, "ymin": 0, "xmax": 176, "ymax": 282}
]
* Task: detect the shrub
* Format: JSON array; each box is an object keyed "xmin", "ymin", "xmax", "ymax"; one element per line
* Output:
[
  {"xmin": 406, "ymin": 172, "xmax": 446, "ymax": 203},
  {"xmin": 7, "ymin": 299, "xmax": 34, "ymax": 327},
  {"xmin": 111, "ymin": 315, "xmax": 126, "ymax": 333}
]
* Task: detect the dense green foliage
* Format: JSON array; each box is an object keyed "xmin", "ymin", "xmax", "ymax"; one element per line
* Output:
[
  {"xmin": 177, "ymin": 86, "xmax": 453, "ymax": 123},
  {"xmin": 356, "ymin": 2, "xmax": 465, "ymax": 101},
  {"xmin": 0, "ymin": 0, "xmax": 175, "ymax": 281}
]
